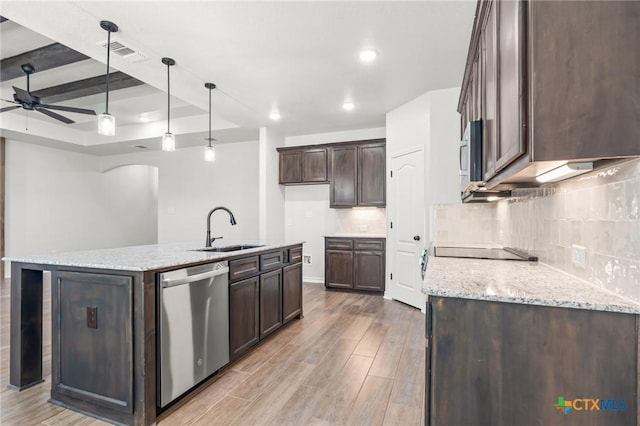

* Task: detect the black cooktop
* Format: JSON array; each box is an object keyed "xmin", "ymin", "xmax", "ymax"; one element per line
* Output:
[{"xmin": 432, "ymin": 246, "xmax": 538, "ymax": 261}]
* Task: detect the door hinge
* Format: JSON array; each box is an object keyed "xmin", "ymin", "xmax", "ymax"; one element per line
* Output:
[{"xmin": 390, "ymin": 222, "xmax": 393, "ymax": 229}]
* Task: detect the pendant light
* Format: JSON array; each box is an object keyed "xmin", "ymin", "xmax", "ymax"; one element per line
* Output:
[
  {"xmin": 161, "ymin": 57, "xmax": 176, "ymax": 151},
  {"xmin": 204, "ymin": 82, "xmax": 217, "ymax": 162},
  {"xmin": 98, "ymin": 20, "xmax": 118, "ymax": 136}
]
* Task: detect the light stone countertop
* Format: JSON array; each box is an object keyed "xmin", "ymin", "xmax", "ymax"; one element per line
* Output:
[
  {"xmin": 423, "ymin": 256, "xmax": 640, "ymax": 314},
  {"xmin": 3, "ymin": 240, "xmax": 304, "ymax": 272},
  {"xmin": 324, "ymin": 234, "xmax": 386, "ymax": 238}
]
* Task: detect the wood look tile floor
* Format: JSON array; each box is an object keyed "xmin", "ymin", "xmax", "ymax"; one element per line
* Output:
[{"xmin": 0, "ymin": 276, "xmax": 425, "ymax": 425}]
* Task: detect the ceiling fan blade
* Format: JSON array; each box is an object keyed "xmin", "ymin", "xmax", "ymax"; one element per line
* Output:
[
  {"xmin": 1, "ymin": 98, "xmax": 21, "ymax": 104},
  {"xmin": 35, "ymin": 107, "xmax": 74, "ymax": 124},
  {"xmin": 0, "ymin": 105, "xmax": 21, "ymax": 113},
  {"xmin": 12, "ymin": 85, "xmax": 36, "ymax": 103},
  {"xmin": 39, "ymin": 103, "xmax": 96, "ymax": 116}
]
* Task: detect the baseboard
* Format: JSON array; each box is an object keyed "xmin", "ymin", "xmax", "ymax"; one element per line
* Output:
[{"xmin": 303, "ymin": 277, "xmax": 324, "ymax": 284}]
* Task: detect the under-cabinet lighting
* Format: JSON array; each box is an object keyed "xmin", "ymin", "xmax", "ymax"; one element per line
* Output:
[
  {"xmin": 486, "ymin": 196, "xmax": 500, "ymax": 202},
  {"xmin": 535, "ymin": 162, "xmax": 593, "ymax": 183}
]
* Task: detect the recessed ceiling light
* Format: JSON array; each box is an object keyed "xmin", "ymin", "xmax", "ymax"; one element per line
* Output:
[
  {"xmin": 359, "ymin": 49, "xmax": 377, "ymax": 62},
  {"xmin": 139, "ymin": 115, "xmax": 151, "ymax": 123},
  {"xmin": 342, "ymin": 102, "xmax": 355, "ymax": 111},
  {"xmin": 269, "ymin": 112, "xmax": 281, "ymax": 121}
]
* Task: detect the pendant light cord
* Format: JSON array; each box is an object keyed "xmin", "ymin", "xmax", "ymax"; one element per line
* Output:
[
  {"xmin": 105, "ymin": 30, "xmax": 111, "ymax": 114},
  {"xmin": 208, "ymin": 86, "xmax": 212, "ymax": 147},
  {"xmin": 167, "ymin": 63, "xmax": 171, "ymax": 133}
]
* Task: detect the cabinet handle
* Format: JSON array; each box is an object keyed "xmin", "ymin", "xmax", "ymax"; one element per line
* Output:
[{"xmin": 413, "ymin": 235, "xmax": 421, "ymax": 241}]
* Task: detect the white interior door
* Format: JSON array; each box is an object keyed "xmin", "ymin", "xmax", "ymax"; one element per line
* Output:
[{"xmin": 388, "ymin": 149, "xmax": 425, "ymax": 309}]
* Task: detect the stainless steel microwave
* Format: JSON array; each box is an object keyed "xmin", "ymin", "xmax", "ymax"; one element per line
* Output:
[{"xmin": 460, "ymin": 120, "xmax": 483, "ymax": 193}]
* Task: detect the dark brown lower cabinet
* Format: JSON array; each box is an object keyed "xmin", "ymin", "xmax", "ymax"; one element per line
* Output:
[
  {"xmin": 354, "ymin": 251, "xmax": 384, "ymax": 291},
  {"xmin": 283, "ymin": 263, "xmax": 302, "ymax": 323},
  {"xmin": 259, "ymin": 269, "xmax": 282, "ymax": 338},
  {"xmin": 51, "ymin": 271, "xmax": 134, "ymax": 416},
  {"xmin": 425, "ymin": 296, "xmax": 639, "ymax": 426},
  {"xmin": 325, "ymin": 237, "xmax": 385, "ymax": 292},
  {"xmin": 325, "ymin": 250, "xmax": 353, "ymax": 289},
  {"xmin": 229, "ymin": 276, "xmax": 260, "ymax": 358},
  {"xmin": 229, "ymin": 244, "xmax": 303, "ymax": 359}
]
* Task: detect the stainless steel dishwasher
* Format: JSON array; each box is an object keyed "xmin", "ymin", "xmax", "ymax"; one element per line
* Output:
[{"xmin": 158, "ymin": 261, "xmax": 229, "ymax": 407}]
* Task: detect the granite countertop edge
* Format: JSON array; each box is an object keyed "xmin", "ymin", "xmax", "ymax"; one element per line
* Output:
[
  {"xmin": 324, "ymin": 233, "xmax": 386, "ymax": 238},
  {"xmin": 423, "ymin": 256, "xmax": 640, "ymax": 315},
  {"xmin": 3, "ymin": 240, "xmax": 305, "ymax": 272}
]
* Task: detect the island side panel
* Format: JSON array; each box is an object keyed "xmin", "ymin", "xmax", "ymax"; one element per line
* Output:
[
  {"xmin": 428, "ymin": 297, "xmax": 638, "ymax": 426},
  {"xmin": 139, "ymin": 270, "xmax": 157, "ymax": 426},
  {"xmin": 9, "ymin": 262, "xmax": 44, "ymax": 390}
]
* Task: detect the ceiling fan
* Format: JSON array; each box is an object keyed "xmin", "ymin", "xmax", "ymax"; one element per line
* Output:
[{"xmin": 0, "ymin": 63, "xmax": 96, "ymax": 124}]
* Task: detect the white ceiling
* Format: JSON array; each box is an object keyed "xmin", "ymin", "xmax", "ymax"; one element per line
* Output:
[{"xmin": 0, "ymin": 1, "xmax": 475, "ymax": 155}]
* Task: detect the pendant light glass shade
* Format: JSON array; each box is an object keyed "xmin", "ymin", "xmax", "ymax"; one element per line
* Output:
[
  {"xmin": 98, "ymin": 21, "xmax": 118, "ymax": 136},
  {"xmin": 98, "ymin": 113, "xmax": 115, "ymax": 136},
  {"xmin": 162, "ymin": 132, "xmax": 176, "ymax": 151},
  {"xmin": 204, "ymin": 145, "xmax": 215, "ymax": 162},
  {"xmin": 204, "ymin": 82, "xmax": 217, "ymax": 162},
  {"xmin": 161, "ymin": 57, "xmax": 176, "ymax": 152}
]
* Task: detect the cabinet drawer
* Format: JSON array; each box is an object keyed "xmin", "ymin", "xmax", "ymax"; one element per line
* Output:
[
  {"xmin": 325, "ymin": 239, "xmax": 353, "ymax": 250},
  {"xmin": 288, "ymin": 246, "xmax": 303, "ymax": 264},
  {"xmin": 229, "ymin": 256, "xmax": 260, "ymax": 282},
  {"xmin": 260, "ymin": 250, "xmax": 284, "ymax": 272},
  {"xmin": 354, "ymin": 239, "xmax": 384, "ymax": 251}
]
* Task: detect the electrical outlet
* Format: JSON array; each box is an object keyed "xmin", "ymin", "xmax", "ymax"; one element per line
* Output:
[{"xmin": 571, "ymin": 245, "xmax": 586, "ymax": 269}]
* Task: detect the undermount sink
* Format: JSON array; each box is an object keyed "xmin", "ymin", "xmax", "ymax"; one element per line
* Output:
[{"xmin": 195, "ymin": 244, "xmax": 264, "ymax": 252}]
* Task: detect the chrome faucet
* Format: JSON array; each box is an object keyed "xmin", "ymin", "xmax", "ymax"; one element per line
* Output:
[{"xmin": 206, "ymin": 206, "xmax": 237, "ymax": 247}]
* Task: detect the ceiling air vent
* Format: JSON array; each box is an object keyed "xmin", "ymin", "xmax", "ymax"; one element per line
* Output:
[{"xmin": 97, "ymin": 38, "xmax": 148, "ymax": 63}]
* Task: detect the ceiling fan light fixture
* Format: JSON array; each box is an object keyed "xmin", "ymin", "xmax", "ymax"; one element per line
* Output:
[
  {"xmin": 98, "ymin": 112, "xmax": 115, "ymax": 136},
  {"xmin": 162, "ymin": 57, "xmax": 176, "ymax": 152},
  {"xmin": 98, "ymin": 20, "xmax": 118, "ymax": 136}
]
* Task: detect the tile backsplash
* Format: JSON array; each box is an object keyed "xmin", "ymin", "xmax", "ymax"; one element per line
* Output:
[
  {"xmin": 334, "ymin": 208, "xmax": 387, "ymax": 234},
  {"xmin": 434, "ymin": 158, "xmax": 640, "ymax": 303}
]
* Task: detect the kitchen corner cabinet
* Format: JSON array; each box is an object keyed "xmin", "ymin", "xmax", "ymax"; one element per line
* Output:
[
  {"xmin": 278, "ymin": 147, "xmax": 328, "ymax": 185},
  {"xmin": 425, "ymin": 296, "xmax": 639, "ymax": 425},
  {"xmin": 458, "ymin": 0, "xmax": 640, "ymax": 189},
  {"xmin": 330, "ymin": 140, "xmax": 386, "ymax": 208},
  {"xmin": 325, "ymin": 237, "xmax": 385, "ymax": 292},
  {"xmin": 229, "ymin": 244, "xmax": 303, "ymax": 358}
]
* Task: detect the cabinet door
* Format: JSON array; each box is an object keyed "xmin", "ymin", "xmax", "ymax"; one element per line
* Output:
[
  {"xmin": 496, "ymin": 0, "xmax": 526, "ymax": 172},
  {"xmin": 330, "ymin": 146, "xmax": 358, "ymax": 208},
  {"xmin": 229, "ymin": 276, "xmax": 260, "ymax": 358},
  {"xmin": 358, "ymin": 143, "xmax": 386, "ymax": 207},
  {"xmin": 302, "ymin": 148, "xmax": 328, "ymax": 183},
  {"xmin": 259, "ymin": 269, "xmax": 282, "ymax": 339},
  {"xmin": 51, "ymin": 271, "xmax": 133, "ymax": 414},
  {"xmin": 354, "ymin": 251, "xmax": 385, "ymax": 292},
  {"xmin": 283, "ymin": 263, "xmax": 302, "ymax": 323},
  {"xmin": 325, "ymin": 249, "xmax": 353, "ymax": 288},
  {"xmin": 481, "ymin": 0, "xmax": 498, "ymax": 181},
  {"xmin": 279, "ymin": 150, "xmax": 302, "ymax": 184}
]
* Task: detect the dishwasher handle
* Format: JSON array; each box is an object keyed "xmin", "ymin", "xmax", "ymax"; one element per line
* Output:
[{"xmin": 161, "ymin": 266, "xmax": 229, "ymax": 288}]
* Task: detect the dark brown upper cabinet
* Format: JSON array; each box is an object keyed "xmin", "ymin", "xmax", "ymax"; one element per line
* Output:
[
  {"xmin": 458, "ymin": 0, "xmax": 640, "ymax": 190},
  {"xmin": 330, "ymin": 140, "xmax": 386, "ymax": 208},
  {"xmin": 278, "ymin": 147, "xmax": 328, "ymax": 185}
]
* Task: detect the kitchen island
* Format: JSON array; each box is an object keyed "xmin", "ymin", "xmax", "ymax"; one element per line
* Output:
[
  {"xmin": 5, "ymin": 240, "xmax": 304, "ymax": 426},
  {"xmin": 422, "ymin": 256, "xmax": 639, "ymax": 426}
]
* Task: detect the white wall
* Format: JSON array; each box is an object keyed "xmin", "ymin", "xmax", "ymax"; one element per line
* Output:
[
  {"xmin": 259, "ymin": 128, "xmax": 285, "ymax": 240},
  {"xmin": 5, "ymin": 140, "xmax": 158, "ymax": 275},
  {"xmin": 283, "ymin": 127, "xmax": 387, "ymax": 282},
  {"xmin": 100, "ymin": 140, "xmax": 260, "ymax": 244}
]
